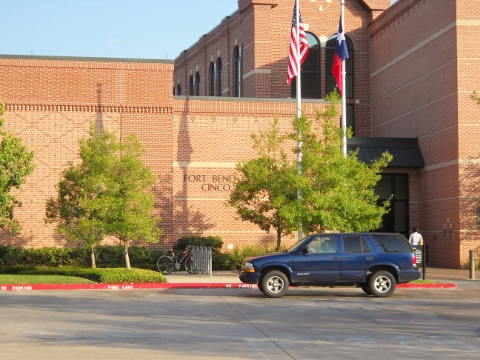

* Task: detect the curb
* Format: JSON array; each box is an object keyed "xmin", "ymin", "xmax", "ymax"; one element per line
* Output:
[{"xmin": 0, "ymin": 282, "xmax": 456, "ymax": 291}]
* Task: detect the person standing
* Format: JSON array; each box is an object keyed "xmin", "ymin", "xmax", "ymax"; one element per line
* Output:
[{"xmin": 409, "ymin": 226, "xmax": 423, "ymax": 247}]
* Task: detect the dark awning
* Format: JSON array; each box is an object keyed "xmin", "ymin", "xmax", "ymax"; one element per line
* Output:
[{"xmin": 347, "ymin": 137, "xmax": 425, "ymax": 168}]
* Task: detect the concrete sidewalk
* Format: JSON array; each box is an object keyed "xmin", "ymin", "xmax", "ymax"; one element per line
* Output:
[{"xmin": 164, "ymin": 266, "xmax": 479, "ymax": 284}]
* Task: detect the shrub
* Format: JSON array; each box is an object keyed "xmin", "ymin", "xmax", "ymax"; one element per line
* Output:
[
  {"xmin": 226, "ymin": 245, "xmax": 278, "ymax": 270},
  {"xmin": 19, "ymin": 267, "xmax": 167, "ymax": 284},
  {"xmin": 210, "ymin": 245, "xmax": 278, "ymax": 270},
  {"xmin": 174, "ymin": 236, "xmax": 224, "ymax": 255},
  {"xmin": 0, "ymin": 245, "xmax": 165, "ymax": 270}
]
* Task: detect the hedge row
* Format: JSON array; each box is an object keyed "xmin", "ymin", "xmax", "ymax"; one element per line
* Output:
[
  {"xmin": 0, "ymin": 237, "xmax": 277, "ymax": 272},
  {"xmin": 18, "ymin": 267, "xmax": 167, "ymax": 284},
  {"xmin": 0, "ymin": 245, "xmax": 163, "ymax": 270}
]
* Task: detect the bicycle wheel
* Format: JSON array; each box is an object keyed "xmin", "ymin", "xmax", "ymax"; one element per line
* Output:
[
  {"xmin": 184, "ymin": 256, "xmax": 199, "ymax": 274},
  {"xmin": 157, "ymin": 256, "xmax": 174, "ymax": 274}
]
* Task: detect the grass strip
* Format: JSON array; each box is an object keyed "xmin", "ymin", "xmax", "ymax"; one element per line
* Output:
[
  {"xmin": 0, "ymin": 267, "xmax": 167, "ymax": 284},
  {"xmin": 0, "ymin": 274, "xmax": 97, "ymax": 284}
]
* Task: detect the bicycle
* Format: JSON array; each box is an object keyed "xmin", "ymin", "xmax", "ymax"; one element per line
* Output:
[{"xmin": 157, "ymin": 248, "xmax": 198, "ymax": 274}]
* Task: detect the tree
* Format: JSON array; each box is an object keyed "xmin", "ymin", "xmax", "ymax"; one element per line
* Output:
[
  {"xmin": 46, "ymin": 125, "xmax": 162, "ymax": 269},
  {"xmin": 228, "ymin": 92, "xmax": 392, "ymax": 250},
  {"xmin": 227, "ymin": 118, "xmax": 301, "ymax": 251},
  {"xmin": 0, "ymin": 101, "xmax": 35, "ymax": 235},
  {"xmin": 45, "ymin": 128, "xmax": 117, "ymax": 268},
  {"xmin": 293, "ymin": 92, "xmax": 392, "ymax": 233}
]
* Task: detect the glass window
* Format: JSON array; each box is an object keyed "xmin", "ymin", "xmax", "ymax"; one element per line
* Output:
[
  {"xmin": 291, "ymin": 32, "xmax": 320, "ymax": 99},
  {"xmin": 233, "ymin": 46, "xmax": 241, "ymax": 97},
  {"xmin": 371, "ymin": 234, "xmax": 411, "ymax": 253},
  {"xmin": 346, "ymin": 104, "xmax": 354, "ymax": 135},
  {"xmin": 307, "ymin": 235, "xmax": 337, "ymax": 254},
  {"xmin": 176, "ymin": 84, "xmax": 181, "ymax": 95},
  {"xmin": 195, "ymin": 71, "xmax": 200, "ymax": 96},
  {"xmin": 216, "ymin": 58, "xmax": 222, "ymax": 97},
  {"xmin": 374, "ymin": 174, "xmax": 409, "ymax": 236},
  {"xmin": 343, "ymin": 235, "xmax": 371, "ymax": 253},
  {"xmin": 325, "ymin": 34, "xmax": 354, "ymax": 98},
  {"xmin": 189, "ymin": 75, "xmax": 194, "ymax": 96},
  {"xmin": 209, "ymin": 62, "xmax": 215, "ymax": 96}
]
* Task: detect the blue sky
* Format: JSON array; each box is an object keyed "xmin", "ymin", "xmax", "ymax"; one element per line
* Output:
[
  {"xmin": 0, "ymin": 0, "xmax": 238, "ymax": 60},
  {"xmin": 0, "ymin": 0, "xmax": 397, "ymax": 61}
]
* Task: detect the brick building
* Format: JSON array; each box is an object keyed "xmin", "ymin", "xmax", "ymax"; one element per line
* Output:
[{"xmin": 0, "ymin": 0, "xmax": 479, "ymax": 267}]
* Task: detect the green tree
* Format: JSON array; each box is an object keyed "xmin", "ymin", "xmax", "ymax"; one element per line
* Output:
[
  {"xmin": 46, "ymin": 125, "xmax": 162, "ymax": 269},
  {"xmin": 227, "ymin": 118, "xmax": 300, "ymax": 251},
  {"xmin": 0, "ymin": 101, "xmax": 35, "ymax": 235},
  {"xmin": 228, "ymin": 92, "xmax": 391, "ymax": 249},
  {"xmin": 293, "ymin": 92, "xmax": 392, "ymax": 233}
]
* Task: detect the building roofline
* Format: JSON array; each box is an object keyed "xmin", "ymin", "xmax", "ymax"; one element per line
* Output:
[
  {"xmin": 0, "ymin": 54, "xmax": 175, "ymax": 64},
  {"xmin": 173, "ymin": 95, "xmax": 326, "ymax": 104}
]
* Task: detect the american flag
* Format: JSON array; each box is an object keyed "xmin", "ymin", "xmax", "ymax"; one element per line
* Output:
[{"xmin": 287, "ymin": 2, "xmax": 309, "ymax": 85}]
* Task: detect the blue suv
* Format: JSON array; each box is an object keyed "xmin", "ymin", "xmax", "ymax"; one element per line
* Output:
[{"xmin": 239, "ymin": 233, "xmax": 421, "ymax": 298}]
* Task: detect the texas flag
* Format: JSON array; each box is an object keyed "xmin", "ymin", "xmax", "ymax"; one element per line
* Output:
[{"xmin": 332, "ymin": 14, "xmax": 349, "ymax": 96}]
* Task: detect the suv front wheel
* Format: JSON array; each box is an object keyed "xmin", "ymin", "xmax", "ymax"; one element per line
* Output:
[
  {"xmin": 261, "ymin": 270, "xmax": 289, "ymax": 298},
  {"xmin": 369, "ymin": 270, "xmax": 396, "ymax": 297}
]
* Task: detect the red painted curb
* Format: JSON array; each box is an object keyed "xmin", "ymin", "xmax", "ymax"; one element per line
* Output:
[
  {"xmin": 0, "ymin": 282, "xmax": 456, "ymax": 291},
  {"xmin": 397, "ymin": 283, "xmax": 456, "ymax": 289}
]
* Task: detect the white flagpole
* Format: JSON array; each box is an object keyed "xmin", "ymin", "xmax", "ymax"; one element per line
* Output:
[
  {"xmin": 341, "ymin": 0, "xmax": 347, "ymax": 157},
  {"xmin": 295, "ymin": 0, "xmax": 303, "ymax": 240}
]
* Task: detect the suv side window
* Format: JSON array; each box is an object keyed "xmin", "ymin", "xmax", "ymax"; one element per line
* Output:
[
  {"xmin": 343, "ymin": 235, "xmax": 371, "ymax": 253},
  {"xmin": 308, "ymin": 235, "xmax": 337, "ymax": 254},
  {"xmin": 371, "ymin": 234, "xmax": 411, "ymax": 253}
]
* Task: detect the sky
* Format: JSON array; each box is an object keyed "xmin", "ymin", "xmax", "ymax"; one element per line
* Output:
[
  {"xmin": 0, "ymin": 0, "xmax": 239, "ymax": 60},
  {"xmin": 0, "ymin": 0, "xmax": 397, "ymax": 61}
]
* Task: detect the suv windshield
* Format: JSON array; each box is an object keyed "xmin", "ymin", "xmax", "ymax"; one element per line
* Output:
[{"xmin": 371, "ymin": 234, "xmax": 412, "ymax": 253}]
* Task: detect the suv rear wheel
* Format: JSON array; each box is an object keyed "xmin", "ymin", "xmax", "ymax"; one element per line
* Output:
[
  {"xmin": 369, "ymin": 270, "xmax": 396, "ymax": 297},
  {"xmin": 261, "ymin": 270, "xmax": 289, "ymax": 298}
]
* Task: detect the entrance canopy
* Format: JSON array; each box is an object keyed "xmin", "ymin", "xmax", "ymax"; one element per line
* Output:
[{"xmin": 347, "ymin": 137, "xmax": 425, "ymax": 167}]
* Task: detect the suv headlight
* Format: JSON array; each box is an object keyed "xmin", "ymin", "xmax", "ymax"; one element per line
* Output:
[{"xmin": 242, "ymin": 262, "xmax": 255, "ymax": 273}]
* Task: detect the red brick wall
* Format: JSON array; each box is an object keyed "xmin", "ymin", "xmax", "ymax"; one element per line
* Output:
[
  {"xmin": 370, "ymin": 0, "xmax": 480, "ymax": 267},
  {"xmin": 173, "ymin": 0, "xmax": 383, "ymax": 137}
]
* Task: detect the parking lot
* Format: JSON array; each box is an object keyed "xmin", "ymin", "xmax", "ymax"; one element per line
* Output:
[{"xmin": 1, "ymin": 285, "xmax": 480, "ymax": 360}]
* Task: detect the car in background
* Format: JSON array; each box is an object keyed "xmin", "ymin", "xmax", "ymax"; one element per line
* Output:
[{"xmin": 239, "ymin": 233, "xmax": 421, "ymax": 298}]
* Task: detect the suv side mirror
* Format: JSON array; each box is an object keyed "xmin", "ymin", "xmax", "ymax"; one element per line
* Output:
[{"xmin": 301, "ymin": 246, "xmax": 310, "ymax": 254}]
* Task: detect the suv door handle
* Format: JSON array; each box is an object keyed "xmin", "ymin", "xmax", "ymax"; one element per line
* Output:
[
  {"xmin": 366, "ymin": 256, "xmax": 373, "ymax": 261},
  {"xmin": 332, "ymin": 256, "xmax": 340, "ymax": 261}
]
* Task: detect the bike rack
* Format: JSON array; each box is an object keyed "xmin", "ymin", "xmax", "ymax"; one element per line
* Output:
[{"xmin": 190, "ymin": 246, "xmax": 213, "ymax": 277}]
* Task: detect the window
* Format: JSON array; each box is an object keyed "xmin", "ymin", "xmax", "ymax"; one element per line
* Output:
[
  {"xmin": 233, "ymin": 46, "xmax": 241, "ymax": 97},
  {"xmin": 209, "ymin": 62, "xmax": 215, "ymax": 96},
  {"xmin": 307, "ymin": 235, "xmax": 337, "ymax": 254},
  {"xmin": 195, "ymin": 71, "xmax": 200, "ymax": 96},
  {"xmin": 189, "ymin": 75, "xmax": 194, "ymax": 96},
  {"xmin": 326, "ymin": 33, "xmax": 353, "ymax": 98},
  {"xmin": 176, "ymin": 84, "xmax": 181, "ymax": 95},
  {"xmin": 375, "ymin": 174, "xmax": 409, "ymax": 236},
  {"xmin": 371, "ymin": 234, "xmax": 411, "ymax": 254},
  {"xmin": 343, "ymin": 235, "xmax": 371, "ymax": 253},
  {"xmin": 216, "ymin": 58, "xmax": 222, "ymax": 97},
  {"xmin": 477, "ymin": 207, "xmax": 480, "ymax": 228},
  {"xmin": 291, "ymin": 32, "xmax": 320, "ymax": 99}
]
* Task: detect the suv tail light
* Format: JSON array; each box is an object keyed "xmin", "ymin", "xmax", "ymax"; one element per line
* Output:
[{"xmin": 412, "ymin": 252, "xmax": 417, "ymax": 266}]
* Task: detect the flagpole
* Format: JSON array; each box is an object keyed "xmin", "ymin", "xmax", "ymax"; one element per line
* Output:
[
  {"xmin": 341, "ymin": 0, "xmax": 347, "ymax": 157},
  {"xmin": 295, "ymin": 0, "xmax": 303, "ymax": 240}
]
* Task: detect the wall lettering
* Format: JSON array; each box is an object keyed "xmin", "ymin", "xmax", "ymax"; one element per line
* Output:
[{"xmin": 183, "ymin": 174, "xmax": 243, "ymax": 191}]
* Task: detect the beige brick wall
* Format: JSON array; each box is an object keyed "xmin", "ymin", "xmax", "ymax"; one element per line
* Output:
[{"xmin": 0, "ymin": 56, "xmax": 175, "ymax": 249}]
